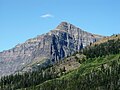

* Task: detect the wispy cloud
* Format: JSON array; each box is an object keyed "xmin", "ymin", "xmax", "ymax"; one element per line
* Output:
[{"xmin": 40, "ymin": 14, "xmax": 54, "ymax": 18}]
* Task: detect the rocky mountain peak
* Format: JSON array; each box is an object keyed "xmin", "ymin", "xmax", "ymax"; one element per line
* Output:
[
  {"xmin": 56, "ymin": 22, "xmax": 76, "ymax": 31},
  {"xmin": 0, "ymin": 22, "xmax": 104, "ymax": 77},
  {"xmin": 56, "ymin": 22, "xmax": 69, "ymax": 30}
]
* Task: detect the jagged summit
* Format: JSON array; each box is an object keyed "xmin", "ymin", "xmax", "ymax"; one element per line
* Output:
[
  {"xmin": 56, "ymin": 22, "xmax": 78, "ymax": 31},
  {"xmin": 0, "ymin": 22, "xmax": 104, "ymax": 77},
  {"xmin": 56, "ymin": 22, "xmax": 70, "ymax": 30}
]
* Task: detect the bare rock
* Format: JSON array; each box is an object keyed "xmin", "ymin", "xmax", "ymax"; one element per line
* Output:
[{"xmin": 0, "ymin": 22, "xmax": 103, "ymax": 77}]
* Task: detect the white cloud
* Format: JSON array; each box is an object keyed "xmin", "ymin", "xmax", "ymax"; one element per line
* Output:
[{"xmin": 40, "ymin": 14, "xmax": 54, "ymax": 18}]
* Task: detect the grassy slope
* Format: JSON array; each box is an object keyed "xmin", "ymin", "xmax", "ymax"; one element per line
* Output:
[
  {"xmin": 19, "ymin": 34, "xmax": 120, "ymax": 90},
  {"xmin": 20, "ymin": 54, "xmax": 120, "ymax": 90},
  {"xmin": 92, "ymin": 34, "xmax": 120, "ymax": 46}
]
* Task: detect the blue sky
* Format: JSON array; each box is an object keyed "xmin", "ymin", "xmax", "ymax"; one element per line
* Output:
[{"xmin": 0, "ymin": 0, "xmax": 120, "ymax": 51}]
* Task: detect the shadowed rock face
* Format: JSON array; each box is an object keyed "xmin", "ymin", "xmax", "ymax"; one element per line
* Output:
[{"xmin": 0, "ymin": 22, "xmax": 103, "ymax": 77}]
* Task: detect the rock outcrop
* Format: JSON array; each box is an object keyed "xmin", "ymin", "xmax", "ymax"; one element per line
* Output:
[{"xmin": 0, "ymin": 22, "xmax": 103, "ymax": 77}]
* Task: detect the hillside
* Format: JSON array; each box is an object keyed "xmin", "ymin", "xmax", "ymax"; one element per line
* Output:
[
  {"xmin": 92, "ymin": 34, "xmax": 120, "ymax": 45},
  {"xmin": 0, "ymin": 34, "xmax": 120, "ymax": 90},
  {"xmin": 24, "ymin": 35, "xmax": 120, "ymax": 90},
  {"xmin": 29, "ymin": 54, "xmax": 120, "ymax": 90}
]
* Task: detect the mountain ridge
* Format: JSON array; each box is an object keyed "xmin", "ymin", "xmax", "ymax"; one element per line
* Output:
[
  {"xmin": 0, "ymin": 22, "xmax": 104, "ymax": 77},
  {"xmin": 0, "ymin": 34, "xmax": 119, "ymax": 90}
]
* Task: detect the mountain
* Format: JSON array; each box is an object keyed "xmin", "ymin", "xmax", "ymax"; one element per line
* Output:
[
  {"xmin": 0, "ymin": 34, "xmax": 119, "ymax": 90},
  {"xmin": 0, "ymin": 22, "xmax": 103, "ymax": 77},
  {"xmin": 23, "ymin": 35, "xmax": 120, "ymax": 90}
]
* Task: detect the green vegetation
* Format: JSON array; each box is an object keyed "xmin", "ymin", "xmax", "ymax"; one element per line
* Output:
[
  {"xmin": 0, "ymin": 65, "xmax": 58, "ymax": 90},
  {"xmin": 83, "ymin": 39, "xmax": 120, "ymax": 58},
  {"xmin": 0, "ymin": 37, "xmax": 120, "ymax": 90},
  {"xmin": 28, "ymin": 56, "xmax": 120, "ymax": 90}
]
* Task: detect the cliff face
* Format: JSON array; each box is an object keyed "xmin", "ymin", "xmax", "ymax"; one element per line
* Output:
[{"xmin": 0, "ymin": 22, "xmax": 103, "ymax": 77}]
